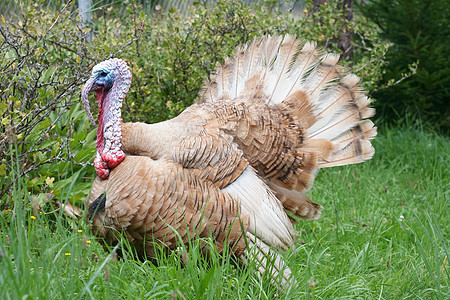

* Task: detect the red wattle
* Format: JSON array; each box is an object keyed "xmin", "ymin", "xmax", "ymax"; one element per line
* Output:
[
  {"xmin": 96, "ymin": 168, "xmax": 110, "ymax": 180},
  {"xmin": 116, "ymin": 151, "xmax": 125, "ymax": 163},
  {"xmin": 94, "ymin": 156, "xmax": 109, "ymax": 179},
  {"xmin": 93, "ymin": 86, "xmax": 126, "ymax": 179},
  {"xmin": 101, "ymin": 151, "xmax": 125, "ymax": 168}
]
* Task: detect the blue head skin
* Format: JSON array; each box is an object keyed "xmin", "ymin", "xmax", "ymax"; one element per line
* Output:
[
  {"xmin": 93, "ymin": 70, "xmax": 115, "ymax": 90},
  {"xmin": 91, "ymin": 60, "xmax": 118, "ymax": 90},
  {"xmin": 81, "ymin": 58, "xmax": 131, "ymax": 126}
]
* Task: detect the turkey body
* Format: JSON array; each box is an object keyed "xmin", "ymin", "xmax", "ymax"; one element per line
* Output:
[
  {"xmin": 88, "ymin": 155, "xmax": 249, "ymax": 257},
  {"xmin": 84, "ymin": 35, "xmax": 377, "ymax": 285}
]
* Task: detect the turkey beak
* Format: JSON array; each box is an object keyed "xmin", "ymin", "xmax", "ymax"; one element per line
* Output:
[{"xmin": 82, "ymin": 76, "xmax": 97, "ymax": 126}]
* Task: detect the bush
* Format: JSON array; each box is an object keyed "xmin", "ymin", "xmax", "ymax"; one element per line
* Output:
[
  {"xmin": 0, "ymin": 1, "xmax": 143, "ymax": 207},
  {"xmin": 360, "ymin": 0, "xmax": 450, "ymax": 132},
  {"xmin": 0, "ymin": 0, "xmax": 386, "ymax": 209},
  {"xmin": 1, "ymin": 6, "xmax": 94, "ymax": 206},
  {"xmin": 121, "ymin": 0, "xmax": 388, "ymax": 123}
]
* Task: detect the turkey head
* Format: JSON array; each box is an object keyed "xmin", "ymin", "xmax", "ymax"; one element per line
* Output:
[{"xmin": 81, "ymin": 58, "xmax": 132, "ymax": 179}]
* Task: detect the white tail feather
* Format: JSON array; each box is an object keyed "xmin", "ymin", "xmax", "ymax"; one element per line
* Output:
[
  {"xmin": 268, "ymin": 41, "xmax": 321, "ymax": 105},
  {"xmin": 223, "ymin": 167, "xmax": 296, "ymax": 249},
  {"xmin": 240, "ymin": 232, "xmax": 294, "ymax": 286},
  {"xmin": 201, "ymin": 33, "xmax": 376, "ymax": 198},
  {"xmin": 309, "ymin": 105, "xmax": 365, "ymax": 140},
  {"xmin": 265, "ymin": 35, "xmax": 300, "ymax": 104},
  {"xmin": 331, "ymin": 120, "xmax": 377, "ymax": 147},
  {"xmin": 320, "ymin": 139, "xmax": 375, "ymax": 168}
]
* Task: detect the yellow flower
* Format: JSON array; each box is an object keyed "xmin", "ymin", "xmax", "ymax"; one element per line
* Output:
[
  {"xmin": 86, "ymin": 240, "xmax": 91, "ymax": 244},
  {"xmin": 45, "ymin": 177, "xmax": 55, "ymax": 187},
  {"xmin": 30, "ymin": 216, "xmax": 36, "ymax": 220},
  {"xmin": 65, "ymin": 253, "xmax": 71, "ymax": 256},
  {"xmin": 77, "ymin": 230, "xmax": 83, "ymax": 233}
]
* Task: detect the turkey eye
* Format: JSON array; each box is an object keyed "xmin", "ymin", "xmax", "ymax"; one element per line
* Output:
[{"xmin": 99, "ymin": 72, "xmax": 108, "ymax": 77}]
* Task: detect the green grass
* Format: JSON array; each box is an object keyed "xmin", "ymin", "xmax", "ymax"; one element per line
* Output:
[{"xmin": 1, "ymin": 127, "xmax": 448, "ymax": 299}]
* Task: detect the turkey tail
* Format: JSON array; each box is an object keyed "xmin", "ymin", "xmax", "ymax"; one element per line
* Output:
[
  {"xmin": 201, "ymin": 35, "xmax": 376, "ymax": 221},
  {"xmin": 241, "ymin": 232, "xmax": 293, "ymax": 287}
]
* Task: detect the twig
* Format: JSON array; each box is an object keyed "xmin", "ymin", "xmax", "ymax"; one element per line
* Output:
[{"xmin": 373, "ymin": 62, "xmax": 418, "ymax": 92}]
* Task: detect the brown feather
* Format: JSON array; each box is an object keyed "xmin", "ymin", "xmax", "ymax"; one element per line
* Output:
[{"xmin": 88, "ymin": 156, "xmax": 249, "ymax": 257}]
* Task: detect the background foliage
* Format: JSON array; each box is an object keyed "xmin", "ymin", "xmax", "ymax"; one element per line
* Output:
[
  {"xmin": 360, "ymin": 0, "xmax": 450, "ymax": 132},
  {"xmin": 0, "ymin": 0, "xmax": 387, "ymax": 208},
  {"xmin": 0, "ymin": 0, "xmax": 448, "ymax": 298},
  {"xmin": 0, "ymin": 3, "xmax": 97, "ymax": 207}
]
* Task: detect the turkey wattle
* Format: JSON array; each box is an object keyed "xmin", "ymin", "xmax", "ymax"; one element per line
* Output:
[{"xmin": 82, "ymin": 35, "xmax": 377, "ymax": 286}]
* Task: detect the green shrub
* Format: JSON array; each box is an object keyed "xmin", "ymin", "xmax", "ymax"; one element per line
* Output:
[
  {"xmin": 1, "ymin": 6, "xmax": 94, "ymax": 206},
  {"xmin": 119, "ymin": 0, "xmax": 388, "ymax": 123},
  {"xmin": 0, "ymin": 0, "xmax": 386, "ymax": 209},
  {"xmin": 360, "ymin": 0, "xmax": 450, "ymax": 132}
]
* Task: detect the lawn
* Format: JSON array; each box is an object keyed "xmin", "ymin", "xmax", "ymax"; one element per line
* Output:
[{"xmin": 0, "ymin": 127, "xmax": 448, "ymax": 299}]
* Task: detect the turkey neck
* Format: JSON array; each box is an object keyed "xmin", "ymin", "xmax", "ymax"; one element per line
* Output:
[
  {"xmin": 97, "ymin": 84, "xmax": 121, "ymax": 155},
  {"xmin": 121, "ymin": 119, "xmax": 191, "ymax": 159}
]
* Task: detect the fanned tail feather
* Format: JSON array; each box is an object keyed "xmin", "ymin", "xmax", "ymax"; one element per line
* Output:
[
  {"xmin": 268, "ymin": 40, "xmax": 321, "ymax": 105},
  {"xmin": 265, "ymin": 35, "xmax": 301, "ymax": 104},
  {"xmin": 201, "ymin": 34, "xmax": 376, "ymax": 221}
]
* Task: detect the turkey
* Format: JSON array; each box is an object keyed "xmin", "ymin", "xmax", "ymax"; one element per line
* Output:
[{"xmin": 82, "ymin": 35, "xmax": 376, "ymax": 285}]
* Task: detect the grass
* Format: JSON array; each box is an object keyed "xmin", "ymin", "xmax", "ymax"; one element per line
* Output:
[{"xmin": 0, "ymin": 127, "xmax": 448, "ymax": 299}]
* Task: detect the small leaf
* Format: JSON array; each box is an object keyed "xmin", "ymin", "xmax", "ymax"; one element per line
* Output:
[
  {"xmin": 1, "ymin": 116, "xmax": 10, "ymax": 126},
  {"xmin": 0, "ymin": 164, "xmax": 6, "ymax": 176},
  {"xmin": 41, "ymin": 66, "xmax": 56, "ymax": 83},
  {"xmin": 0, "ymin": 101, "xmax": 7, "ymax": 115}
]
